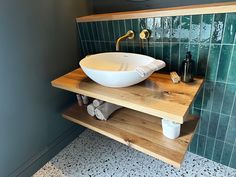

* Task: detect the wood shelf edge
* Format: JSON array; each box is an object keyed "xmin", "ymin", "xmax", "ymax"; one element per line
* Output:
[
  {"xmin": 62, "ymin": 103, "xmax": 199, "ymax": 168},
  {"xmin": 76, "ymin": 2, "xmax": 236, "ymax": 22}
]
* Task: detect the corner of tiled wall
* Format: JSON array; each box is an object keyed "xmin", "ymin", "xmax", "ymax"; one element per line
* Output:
[{"xmin": 77, "ymin": 12, "xmax": 236, "ymax": 168}]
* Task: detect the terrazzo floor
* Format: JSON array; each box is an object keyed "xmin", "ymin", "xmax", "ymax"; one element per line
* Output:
[{"xmin": 34, "ymin": 129, "xmax": 236, "ymax": 177}]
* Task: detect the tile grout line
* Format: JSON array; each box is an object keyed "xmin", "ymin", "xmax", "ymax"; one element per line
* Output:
[
  {"xmin": 177, "ymin": 16, "xmax": 182, "ymax": 73},
  {"xmin": 203, "ymin": 13, "xmax": 217, "ymax": 158},
  {"xmin": 81, "ymin": 23, "xmax": 89, "ymax": 55},
  {"xmin": 226, "ymin": 31, "xmax": 236, "ymax": 83},
  {"xmin": 130, "ymin": 19, "xmax": 135, "ymax": 52},
  {"xmin": 188, "ymin": 15, "xmax": 192, "ymax": 51},
  {"xmin": 219, "ymin": 19, "xmax": 236, "ymax": 165},
  {"xmin": 90, "ymin": 22, "xmax": 97, "ymax": 53},
  {"xmin": 77, "ymin": 23, "xmax": 86, "ymax": 57},
  {"xmin": 227, "ymin": 91, "xmax": 236, "ymax": 167},
  {"xmin": 106, "ymin": 21, "xmax": 113, "ymax": 51},
  {"xmin": 196, "ymin": 133, "xmax": 235, "ymax": 146},
  {"xmin": 210, "ymin": 13, "xmax": 228, "ymax": 161},
  {"xmin": 95, "ymin": 22, "xmax": 102, "ymax": 52}
]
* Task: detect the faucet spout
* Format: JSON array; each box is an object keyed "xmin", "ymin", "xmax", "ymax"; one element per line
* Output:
[{"xmin": 116, "ymin": 30, "xmax": 134, "ymax": 51}]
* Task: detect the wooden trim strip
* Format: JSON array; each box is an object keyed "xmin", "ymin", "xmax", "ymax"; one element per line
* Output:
[{"xmin": 76, "ymin": 2, "xmax": 236, "ymax": 22}]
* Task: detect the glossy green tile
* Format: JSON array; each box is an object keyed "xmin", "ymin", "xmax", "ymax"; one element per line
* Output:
[
  {"xmin": 205, "ymin": 136, "xmax": 215, "ymax": 159},
  {"xmin": 190, "ymin": 15, "xmax": 201, "ymax": 43},
  {"xmin": 139, "ymin": 18, "xmax": 147, "ymax": 30},
  {"xmin": 107, "ymin": 21, "xmax": 115, "ymax": 41},
  {"xmin": 202, "ymin": 82, "xmax": 214, "ymax": 110},
  {"xmin": 212, "ymin": 140, "xmax": 224, "ymax": 163},
  {"xmin": 200, "ymin": 14, "xmax": 213, "ymax": 43},
  {"xmin": 170, "ymin": 43, "xmax": 180, "ymax": 71},
  {"xmin": 147, "ymin": 42, "xmax": 155, "ymax": 58},
  {"xmin": 92, "ymin": 41, "xmax": 100, "ymax": 53},
  {"xmin": 222, "ymin": 84, "xmax": 236, "ymax": 115},
  {"xmin": 171, "ymin": 16, "xmax": 180, "ymax": 42},
  {"xmin": 181, "ymin": 16, "xmax": 190, "ymax": 42},
  {"xmin": 85, "ymin": 22, "xmax": 92, "ymax": 41},
  {"xmin": 132, "ymin": 19, "xmax": 140, "ymax": 42},
  {"xmin": 101, "ymin": 22, "xmax": 109, "ymax": 41},
  {"xmin": 95, "ymin": 22, "xmax": 103, "ymax": 41},
  {"xmin": 216, "ymin": 115, "xmax": 230, "ymax": 141},
  {"xmin": 154, "ymin": 43, "xmax": 163, "ymax": 59},
  {"xmin": 119, "ymin": 20, "xmax": 126, "ymax": 37},
  {"xmin": 212, "ymin": 83, "xmax": 225, "ymax": 113},
  {"xmin": 223, "ymin": 13, "xmax": 236, "ymax": 44},
  {"xmin": 211, "ymin": 13, "xmax": 226, "ymax": 44},
  {"xmin": 197, "ymin": 135, "xmax": 206, "ymax": 156},
  {"xmin": 199, "ymin": 110, "xmax": 210, "ymax": 135},
  {"xmin": 113, "ymin": 20, "xmax": 121, "ymax": 40},
  {"xmin": 197, "ymin": 44, "xmax": 209, "ymax": 76},
  {"xmin": 163, "ymin": 43, "xmax": 171, "ymax": 71},
  {"xmin": 189, "ymin": 133, "xmax": 198, "ymax": 154},
  {"xmin": 232, "ymin": 97, "xmax": 236, "ymax": 117},
  {"xmin": 220, "ymin": 143, "xmax": 233, "ymax": 166},
  {"xmin": 205, "ymin": 44, "xmax": 221, "ymax": 81},
  {"xmin": 208, "ymin": 112, "xmax": 220, "ymax": 138},
  {"xmin": 217, "ymin": 45, "xmax": 233, "ymax": 82},
  {"xmin": 153, "ymin": 17, "xmax": 162, "ymax": 42},
  {"xmin": 225, "ymin": 117, "xmax": 236, "ymax": 144},
  {"xmin": 162, "ymin": 17, "xmax": 171, "ymax": 42},
  {"xmin": 179, "ymin": 43, "xmax": 190, "ymax": 73},
  {"xmin": 227, "ymin": 46, "xmax": 236, "ymax": 84},
  {"xmin": 229, "ymin": 147, "xmax": 236, "ymax": 168},
  {"xmin": 189, "ymin": 44, "xmax": 199, "ymax": 75},
  {"xmin": 194, "ymin": 87, "xmax": 203, "ymax": 109},
  {"xmin": 191, "ymin": 107, "xmax": 201, "ymax": 117}
]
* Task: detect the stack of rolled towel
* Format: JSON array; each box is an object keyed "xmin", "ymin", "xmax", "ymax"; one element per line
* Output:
[{"xmin": 87, "ymin": 99, "xmax": 122, "ymax": 121}]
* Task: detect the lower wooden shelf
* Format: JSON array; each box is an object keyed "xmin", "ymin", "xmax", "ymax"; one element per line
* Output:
[{"xmin": 62, "ymin": 103, "xmax": 199, "ymax": 168}]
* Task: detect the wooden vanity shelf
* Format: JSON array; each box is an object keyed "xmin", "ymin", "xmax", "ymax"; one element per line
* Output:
[
  {"xmin": 63, "ymin": 103, "xmax": 198, "ymax": 168},
  {"xmin": 52, "ymin": 68, "xmax": 203, "ymax": 124},
  {"xmin": 51, "ymin": 68, "xmax": 203, "ymax": 168}
]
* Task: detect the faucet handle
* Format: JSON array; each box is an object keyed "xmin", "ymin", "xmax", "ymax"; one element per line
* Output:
[
  {"xmin": 140, "ymin": 29, "xmax": 150, "ymax": 40},
  {"xmin": 127, "ymin": 30, "xmax": 135, "ymax": 39}
]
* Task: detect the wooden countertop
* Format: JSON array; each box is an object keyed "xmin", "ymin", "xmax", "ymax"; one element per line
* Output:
[
  {"xmin": 51, "ymin": 68, "xmax": 204, "ymax": 124},
  {"xmin": 76, "ymin": 2, "xmax": 236, "ymax": 22},
  {"xmin": 63, "ymin": 104, "xmax": 199, "ymax": 168}
]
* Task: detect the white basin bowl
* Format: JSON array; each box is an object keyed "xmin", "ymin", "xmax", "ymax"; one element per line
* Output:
[{"xmin": 80, "ymin": 52, "xmax": 165, "ymax": 88}]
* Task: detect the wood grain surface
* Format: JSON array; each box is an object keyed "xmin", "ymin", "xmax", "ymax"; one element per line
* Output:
[
  {"xmin": 76, "ymin": 2, "xmax": 236, "ymax": 22},
  {"xmin": 52, "ymin": 68, "xmax": 203, "ymax": 124},
  {"xmin": 63, "ymin": 104, "xmax": 199, "ymax": 168}
]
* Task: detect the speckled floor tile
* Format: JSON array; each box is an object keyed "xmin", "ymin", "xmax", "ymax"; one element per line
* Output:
[{"xmin": 33, "ymin": 129, "xmax": 236, "ymax": 177}]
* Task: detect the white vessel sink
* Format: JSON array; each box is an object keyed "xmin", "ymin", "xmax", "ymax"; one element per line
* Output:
[{"xmin": 79, "ymin": 52, "xmax": 165, "ymax": 88}]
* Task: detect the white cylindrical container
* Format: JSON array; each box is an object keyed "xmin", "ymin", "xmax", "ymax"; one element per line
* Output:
[{"xmin": 161, "ymin": 119, "xmax": 181, "ymax": 139}]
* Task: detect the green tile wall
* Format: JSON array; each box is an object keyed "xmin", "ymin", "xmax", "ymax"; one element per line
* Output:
[{"xmin": 77, "ymin": 12, "xmax": 236, "ymax": 168}]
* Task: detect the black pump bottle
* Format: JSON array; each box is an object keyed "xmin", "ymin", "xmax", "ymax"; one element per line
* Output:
[{"xmin": 181, "ymin": 51, "xmax": 194, "ymax": 83}]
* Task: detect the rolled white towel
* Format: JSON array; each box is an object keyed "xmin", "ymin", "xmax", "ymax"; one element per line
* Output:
[
  {"xmin": 95, "ymin": 102, "xmax": 122, "ymax": 121},
  {"xmin": 136, "ymin": 60, "xmax": 166, "ymax": 77},
  {"xmin": 87, "ymin": 103, "xmax": 96, "ymax": 116},
  {"xmin": 76, "ymin": 94, "xmax": 83, "ymax": 106},
  {"xmin": 93, "ymin": 99, "xmax": 104, "ymax": 107}
]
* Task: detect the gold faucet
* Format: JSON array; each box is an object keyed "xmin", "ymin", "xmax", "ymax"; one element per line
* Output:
[{"xmin": 116, "ymin": 30, "xmax": 134, "ymax": 51}]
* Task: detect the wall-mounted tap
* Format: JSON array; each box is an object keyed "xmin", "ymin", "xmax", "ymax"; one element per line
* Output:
[{"xmin": 116, "ymin": 30, "xmax": 134, "ymax": 51}]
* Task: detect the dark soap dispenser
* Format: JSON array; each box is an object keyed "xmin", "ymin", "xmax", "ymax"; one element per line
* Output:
[{"xmin": 181, "ymin": 51, "xmax": 194, "ymax": 83}]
